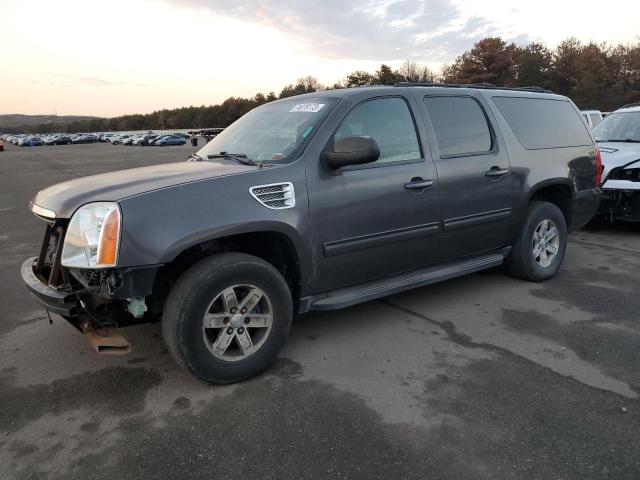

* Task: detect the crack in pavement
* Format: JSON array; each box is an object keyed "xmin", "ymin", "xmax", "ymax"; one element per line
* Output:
[{"xmin": 379, "ymin": 299, "xmax": 639, "ymax": 401}]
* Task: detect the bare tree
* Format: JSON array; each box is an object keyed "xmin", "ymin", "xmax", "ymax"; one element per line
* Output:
[
  {"xmin": 398, "ymin": 60, "xmax": 436, "ymax": 83},
  {"xmin": 297, "ymin": 76, "xmax": 324, "ymax": 92}
]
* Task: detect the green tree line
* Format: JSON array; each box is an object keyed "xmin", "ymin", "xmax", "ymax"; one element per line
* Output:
[{"xmin": 5, "ymin": 36, "xmax": 639, "ymax": 134}]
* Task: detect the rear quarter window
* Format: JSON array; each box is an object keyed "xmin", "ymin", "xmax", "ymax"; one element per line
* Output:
[{"xmin": 493, "ymin": 97, "xmax": 592, "ymax": 149}]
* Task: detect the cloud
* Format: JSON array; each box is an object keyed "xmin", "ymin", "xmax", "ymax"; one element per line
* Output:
[
  {"xmin": 50, "ymin": 74, "xmax": 148, "ymax": 88},
  {"xmin": 168, "ymin": 0, "xmax": 526, "ymax": 62}
]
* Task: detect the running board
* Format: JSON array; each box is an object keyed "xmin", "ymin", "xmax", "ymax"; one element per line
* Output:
[{"xmin": 304, "ymin": 252, "xmax": 505, "ymax": 312}]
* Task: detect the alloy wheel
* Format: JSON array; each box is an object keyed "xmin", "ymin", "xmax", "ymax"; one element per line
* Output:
[
  {"xmin": 532, "ymin": 219, "xmax": 560, "ymax": 268},
  {"xmin": 202, "ymin": 284, "xmax": 273, "ymax": 362}
]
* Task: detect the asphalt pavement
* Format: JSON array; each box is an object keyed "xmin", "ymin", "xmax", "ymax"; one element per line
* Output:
[{"xmin": 1, "ymin": 141, "xmax": 639, "ymax": 479}]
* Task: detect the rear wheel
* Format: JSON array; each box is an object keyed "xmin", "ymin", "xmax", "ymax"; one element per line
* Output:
[
  {"xmin": 162, "ymin": 253, "xmax": 293, "ymax": 384},
  {"xmin": 506, "ymin": 201, "xmax": 567, "ymax": 281}
]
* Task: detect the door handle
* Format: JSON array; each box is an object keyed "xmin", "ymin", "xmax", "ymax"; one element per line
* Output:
[
  {"xmin": 404, "ymin": 178, "xmax": 434, "ymax": 190},
  {"xmin": 485, "ymin": 166, "xmax": 510, "ymax": 178}
]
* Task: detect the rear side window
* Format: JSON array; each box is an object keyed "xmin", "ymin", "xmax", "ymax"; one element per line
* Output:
[
  {"xmin": 493, "ymin": 97, "xmax": 592, "ymax": 149},
  {"xmin": 334, "ymin": 97, "xmax": 421, "ymax": 164},
  {"xmin": 423, "ymin": 96, "xmax": 492, "ymax": 157}
]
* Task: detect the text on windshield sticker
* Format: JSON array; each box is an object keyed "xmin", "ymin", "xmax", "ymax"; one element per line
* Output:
[{"xmin": 289, "ymin": 103, "xmax": 325, "ymax": 113}]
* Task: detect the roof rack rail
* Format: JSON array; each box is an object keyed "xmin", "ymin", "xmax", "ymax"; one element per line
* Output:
[
  {"xmin": 393, "ymin": 82, "xmax": 554, "ymax": 94},
  {"xmin": 620, "ymin": 103, "xmax": 640, "ymax": 109}
]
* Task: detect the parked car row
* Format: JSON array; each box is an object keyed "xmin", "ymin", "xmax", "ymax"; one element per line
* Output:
[
  {"xmin": 107, "ymin": 133, "xmax": 189, "ymax": 146},
  {"xmin": 2, "ymin": 133, "xmax": 99, "ymax": 146},
  {"xmin": 1, "ymin": 132, "xmax": 193, "ymax": 147},
  {"xmin": 17, "ymin": 136, "xmax": 44, "ymax": 147}
]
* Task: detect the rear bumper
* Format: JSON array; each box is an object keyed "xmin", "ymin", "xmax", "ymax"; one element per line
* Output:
[
  {"xmin": 571, "ymin": 188, "xmax": 601, "ymax": 231},
  {"xmin": 21, "ymin": 257, "xmax": 81, "ymax": 316}
]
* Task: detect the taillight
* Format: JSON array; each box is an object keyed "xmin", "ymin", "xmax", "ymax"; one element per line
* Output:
[{"xmin": 594, "ymin": 146, "xmax": 602, "ymax": 187}]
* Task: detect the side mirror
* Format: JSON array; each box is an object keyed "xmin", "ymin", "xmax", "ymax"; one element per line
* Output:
[{"xmin": 323, "ymin": 135, "xmax": 380, "ymax": 169}]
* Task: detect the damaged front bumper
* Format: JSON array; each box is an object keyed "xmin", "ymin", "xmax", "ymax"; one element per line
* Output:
[
  {"xmin": 21, "ymin": 256, "xmax": 160, "ymax": 354},
  {"xmin": 600, "ymin": 180, "xmax": 640, "ymax": 222},
  {"xmin": 21, "ymin": 256, "xmax": 160, "ymax": 324},
  {"xmin": 21, "ymin": 257, "xmax": 82, "ymax": 316}
]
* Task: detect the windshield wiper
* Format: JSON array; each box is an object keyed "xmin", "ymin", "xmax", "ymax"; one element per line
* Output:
[
  {"xmin": 597, "ymin": 139, "xmax": 640, "ymax": 143},
  {"xmin": 207, "ymin": 152, "xmax": 257, "ymax": 166},
  {"xmin": 188, "ymin": 153, "xmax": 203, "ymax": 162}
]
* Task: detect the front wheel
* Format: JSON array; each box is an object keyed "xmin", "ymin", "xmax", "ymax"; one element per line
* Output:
[
  {"xmin": 506, "ymin": 201, "xmax": 567, "ymax": 281},
  {"xmin": 162, "ymin": 253, "xmax": 293, "ymax": 384}
]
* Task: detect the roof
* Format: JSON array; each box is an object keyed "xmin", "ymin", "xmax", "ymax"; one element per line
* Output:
[
  {"xmin": 275, "ymin": 83, "xmax": 562, "ymax": 103},
  {"xmin": 393, "ymin": 81, "xmax": 554, "ymax": 93},
  {"xmin": 617, "ymin": 104, "xmax": 640, "ymax": 113}
]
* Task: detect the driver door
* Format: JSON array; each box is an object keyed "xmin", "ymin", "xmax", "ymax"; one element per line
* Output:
[{"xmin": 307, "ymin": 95, "xmax": 441, "ymax": 292}]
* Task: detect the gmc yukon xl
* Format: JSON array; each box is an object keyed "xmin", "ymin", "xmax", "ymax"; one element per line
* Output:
[{"xmin": 21, "ymin": 84, "xmax": 601, "ymax": 383}]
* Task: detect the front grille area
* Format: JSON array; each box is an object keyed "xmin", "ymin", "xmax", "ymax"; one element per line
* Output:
[
  {"xmin": 34, "ymin": 222, "xmax": 71, "ymax": 288},
  {"xmin": 250, "ymin": 182, "xmax": 295, "ymax": 209}
]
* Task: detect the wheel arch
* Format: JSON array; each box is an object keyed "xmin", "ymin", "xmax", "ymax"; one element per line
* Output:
[
  {"xmin": 526, "ymin": 179, "xmax": 574, "ymax": 229},
  {"xmin": 149, "ymin": 224, "xmax": 308, "ymax": 316}
]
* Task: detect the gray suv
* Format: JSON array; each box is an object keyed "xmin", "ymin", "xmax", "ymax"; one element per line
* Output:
[{"xmin": 21, "ymin": 84, "xmax": 601, "ymax": 383}]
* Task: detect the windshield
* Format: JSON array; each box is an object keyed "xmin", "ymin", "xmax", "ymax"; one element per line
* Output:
[
  {"xmin": 198, "ymin": 97, "xmax": 338, "ymax": 163},
  {"xmin": 593, "ymin": 111, "xmax": 640, "ymax": 142}
]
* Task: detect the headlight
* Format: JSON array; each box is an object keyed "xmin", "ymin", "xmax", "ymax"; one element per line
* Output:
[{"xmin": 61, "ymin": 202, "xmax": 121, "ymax": 268}]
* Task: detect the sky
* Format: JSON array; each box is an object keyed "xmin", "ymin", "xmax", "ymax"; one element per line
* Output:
[{"xmin": 1, "ymin": 0, "xmax": 638, "ymax": 117}]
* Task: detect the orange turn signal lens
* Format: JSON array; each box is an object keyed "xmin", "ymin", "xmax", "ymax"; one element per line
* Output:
[{"xmin": 97, "ymin": 207, "xmax": 120, "ymax": 266}]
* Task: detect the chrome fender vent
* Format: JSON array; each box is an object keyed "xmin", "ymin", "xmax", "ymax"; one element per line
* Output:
[{"xmin": 249, "ymin": 182, "xmax": 295, "ymax": 209}]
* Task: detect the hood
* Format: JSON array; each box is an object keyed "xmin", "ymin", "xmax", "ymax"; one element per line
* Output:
[
  {"xmin": 598, "ymin": 142, "xmax": 640, "ymax": 179},
  {"xmin": 32, "ymin": 160, "xmax": 254, "ymax": 218}
]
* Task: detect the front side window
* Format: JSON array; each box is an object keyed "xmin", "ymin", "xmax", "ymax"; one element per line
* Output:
[
  {"xmin": 333, "ymin": 97, "xmax": 421, "ymax": 164},
  {"xmin": 424, "ymin": 96, "xmax": 492, "ymax": 157}
]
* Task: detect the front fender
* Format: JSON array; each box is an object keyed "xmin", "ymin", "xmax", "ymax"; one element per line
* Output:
[
  {"xmin": 115, "ymin": 162, "xmax": 313, "ymax": 283},
  {"xmin": 159, "ymin": 221, "xmax": 311, "ymax": 280}
]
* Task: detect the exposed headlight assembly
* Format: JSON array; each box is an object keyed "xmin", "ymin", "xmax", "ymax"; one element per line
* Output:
[{"xmin": 61, "ymin": 202, "xmax": 121, "ymax": 268}]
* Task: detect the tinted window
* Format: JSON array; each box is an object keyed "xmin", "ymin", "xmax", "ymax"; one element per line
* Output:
[
  {"xmin": 493, "ymin": 97, "xmax": 592, "ymax": 149},
  {"xmin": 423, "ymin": 96, "xmax": 492, "ymax": 157},
  {"xmin": 334, "ymin": 97, "xmax": 421, "ymax": 164}
]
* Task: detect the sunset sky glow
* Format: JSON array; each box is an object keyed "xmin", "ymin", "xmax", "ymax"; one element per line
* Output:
[{"xmin": 1, "ymin": 0, "xmax": 638, "ymax": 116}]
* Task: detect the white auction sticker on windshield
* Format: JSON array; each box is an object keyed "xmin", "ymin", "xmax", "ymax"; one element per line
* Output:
[{"xmin": 289, "ymin": 103, "xmax": 325, "ymax": 113}]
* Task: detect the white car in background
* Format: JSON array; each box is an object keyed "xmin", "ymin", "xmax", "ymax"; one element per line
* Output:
[
  {"xmin": 111, "ymin": 134, "xmax": 132, "ymax": 145},
  {"xmin": 593, "ymin": 104, "xmax": 640, "ymax": 221},
  {"xmin": 581, "ymin": 110, "xmax": 603, "ymax": 128}
]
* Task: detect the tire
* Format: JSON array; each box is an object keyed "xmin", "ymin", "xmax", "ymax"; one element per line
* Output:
[
  {"xmin": 162, "ymin": 252, "xmax": 293, "ymax": 384},
  {"xmin": 506, "ymin": 201, "xmax": 567, "ymax": 282}
]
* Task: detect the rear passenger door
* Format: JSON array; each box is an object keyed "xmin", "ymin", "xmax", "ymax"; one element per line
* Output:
[{"xmin": 420, "ymin": 94, "xmax": 514, "ymax": 260}]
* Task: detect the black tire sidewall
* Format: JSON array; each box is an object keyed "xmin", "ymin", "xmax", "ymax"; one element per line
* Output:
[
  {"xmin": 163, "ymin": 254, "xmax": 292, "ymax": 384},
  {"xmin": 510, "ymin": 201, "xmax": 567, "ymax": 281}
]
